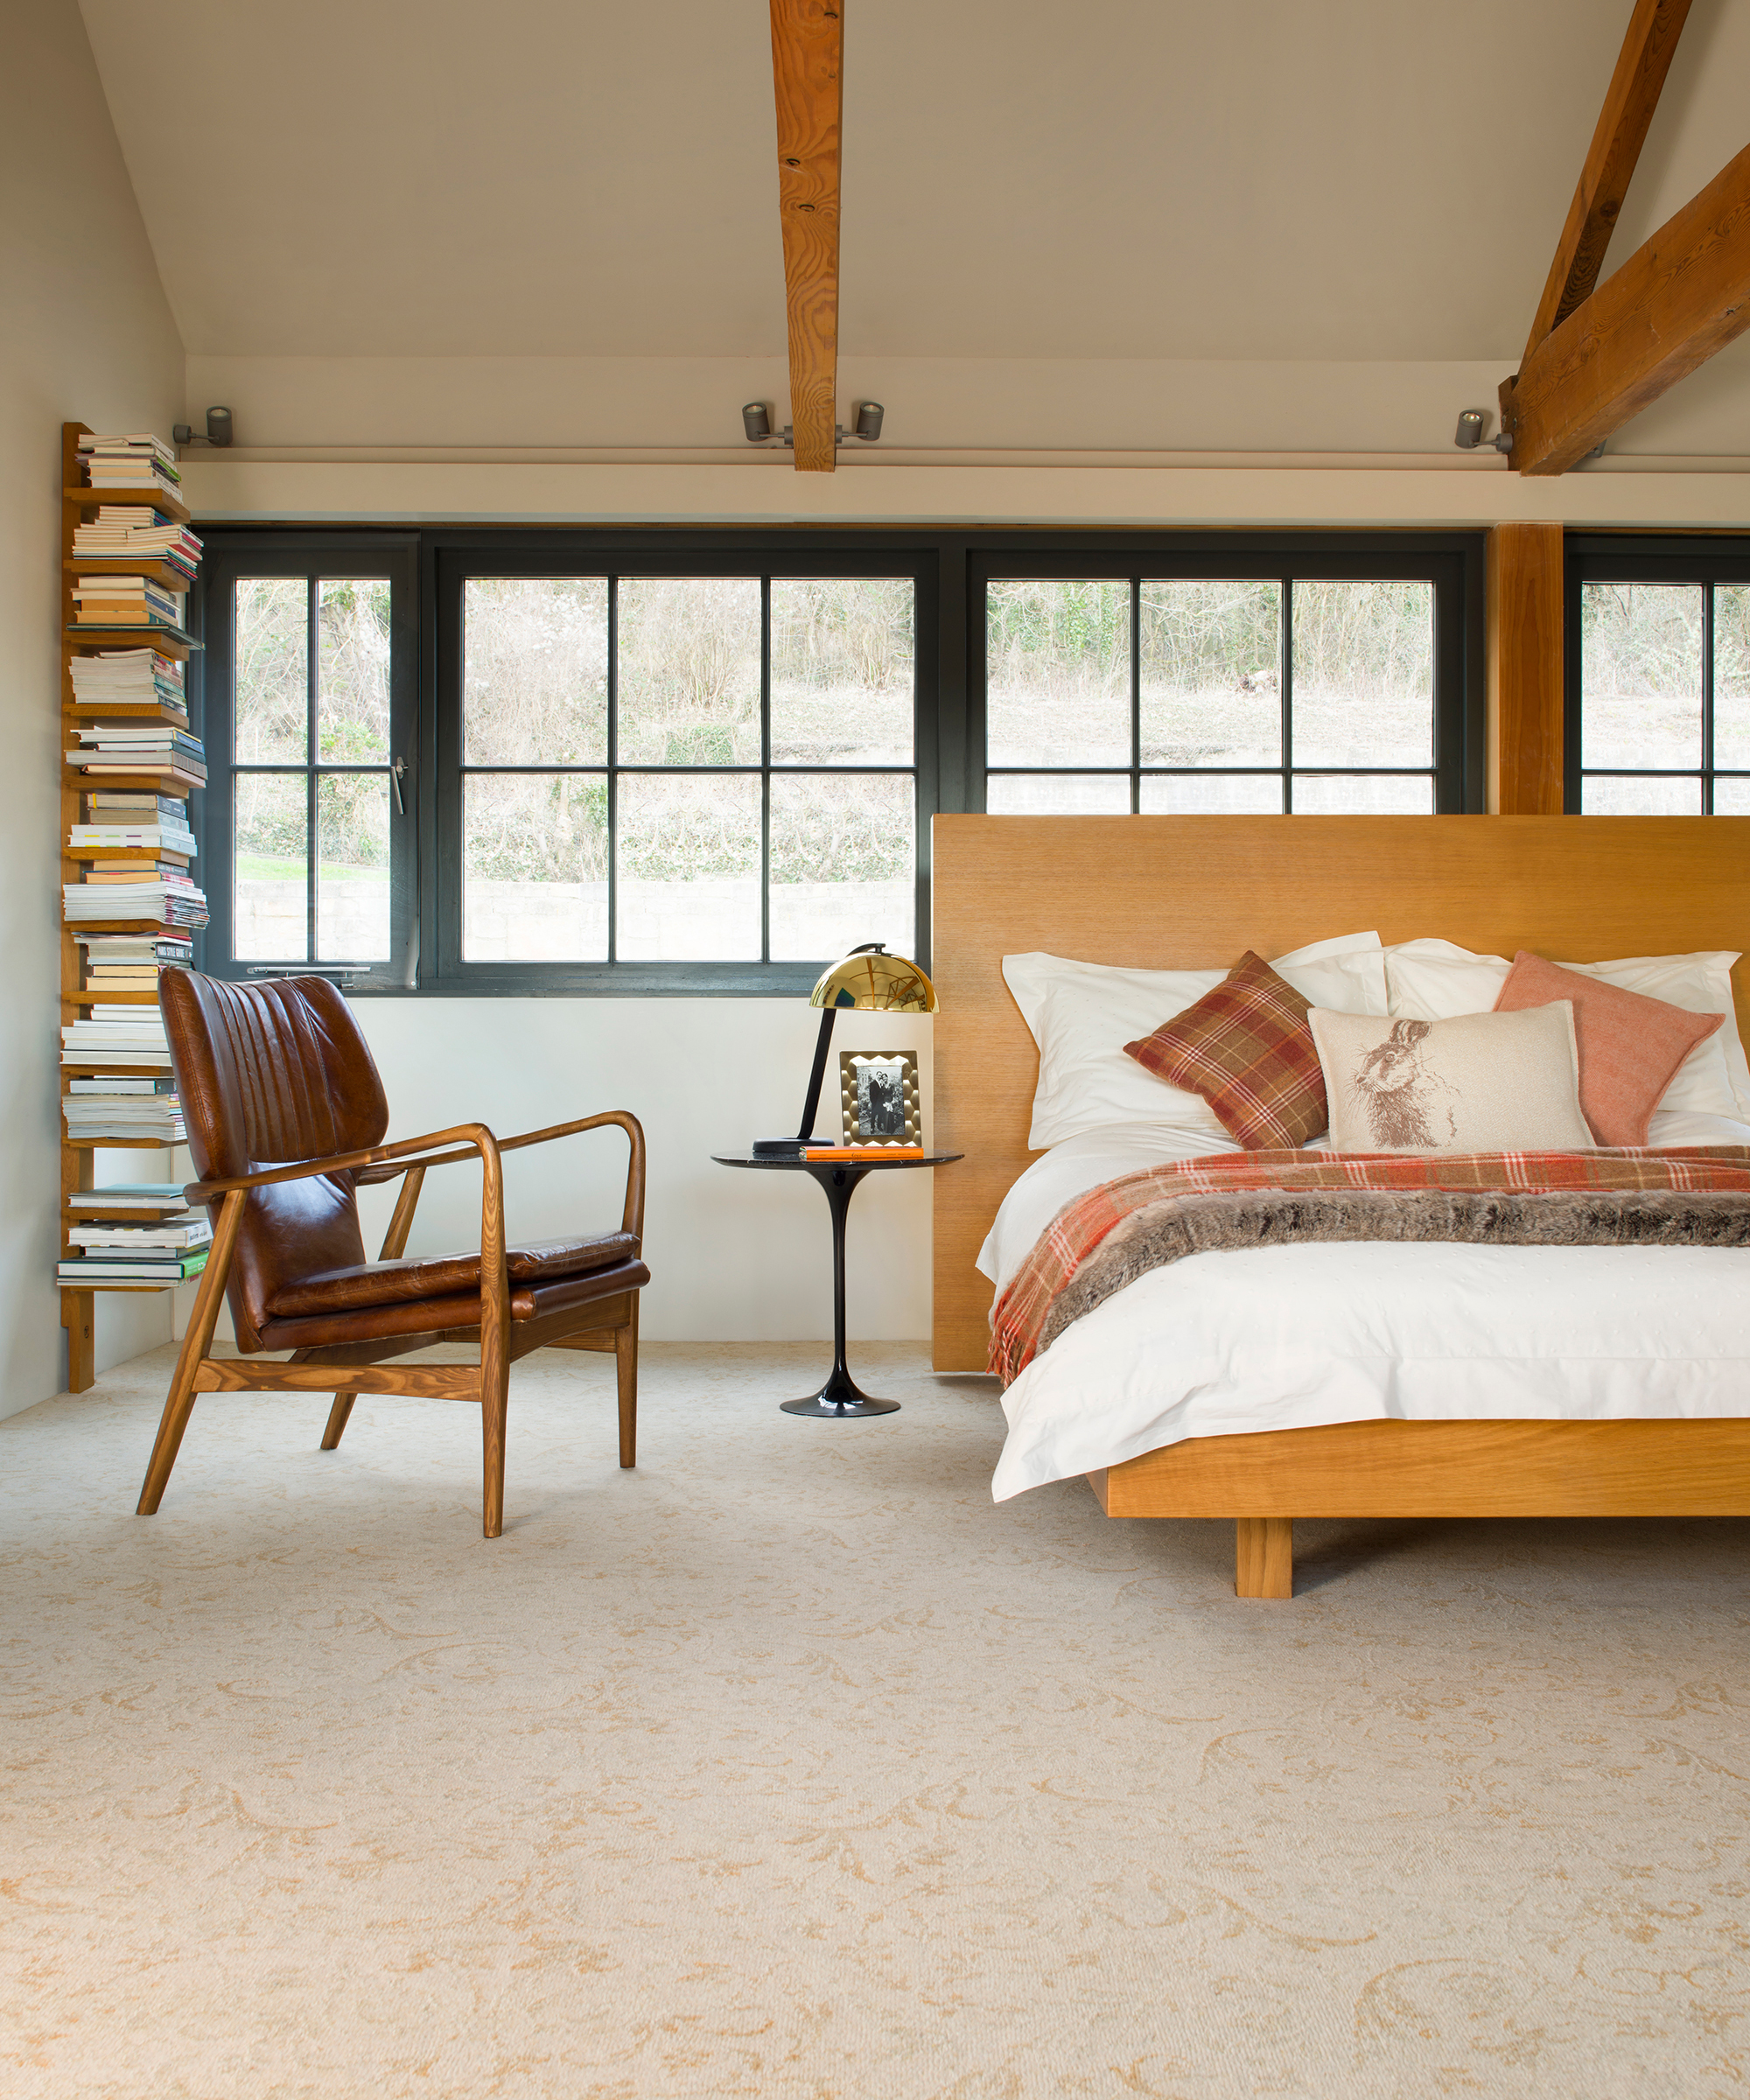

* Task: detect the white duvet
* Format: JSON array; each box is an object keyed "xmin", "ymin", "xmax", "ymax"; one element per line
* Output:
[{"xmin": 984, "ymin": 1113, "xmax": 1750, "ymax": 1502}]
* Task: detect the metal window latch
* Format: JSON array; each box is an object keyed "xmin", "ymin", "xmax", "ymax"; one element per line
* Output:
[{"xmin": 390, "ymin": 757, "xmax": 406, "ymax": 815}]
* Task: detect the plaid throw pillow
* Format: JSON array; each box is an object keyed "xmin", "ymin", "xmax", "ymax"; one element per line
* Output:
[{"xmin": 1122, "ymin": 949, "xmax": 1327, "ymax": 1149}]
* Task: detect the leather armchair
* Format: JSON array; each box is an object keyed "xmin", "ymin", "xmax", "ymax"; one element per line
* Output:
[{"xmin": 136, "ymin": 971, "xmax": 649, "ymax": 1536}]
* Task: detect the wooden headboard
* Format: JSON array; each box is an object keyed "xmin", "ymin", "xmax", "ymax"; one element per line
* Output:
[{"xmin": 930, "ymin": 815, "xmax": 1750, "ymax": 1370}]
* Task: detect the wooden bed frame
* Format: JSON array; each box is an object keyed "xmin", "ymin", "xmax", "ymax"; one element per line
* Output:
[{"xmin": 930, "ymin": 816, "xmax": 1750, "ymax": 1596}]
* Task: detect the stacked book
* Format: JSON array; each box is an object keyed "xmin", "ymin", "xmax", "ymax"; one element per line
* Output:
[
  {"xmin": 74, "ymin": 932, "xmax": 193, "ymax": 996},
  {"xmin": 71, "ymin": 508, "xmax": 201, "ymax": 583},
  {"xmin": 76, "ymin": 432, "xmax": 182, "ymax": 503},
  {"xmin": 68, "ymin": 573, "xmax": 189, "ymax": 640},
  {"xmin": 62, "ymin": 1004, "xmax": 175, "ymax": 1069},
  {"xmin": 70, "ymin": 798, "xmax": 198, "ymax": 861},
  {"xmin": 66, "ymin": 724, "xmax": 206, "ymax": 790},
  {"xmin": 64, "ymin": 869, "xmax": 207, "ymax": 929},
  {"xmin": 63, "ymin": 1076, "xmax": 186, "ymax": 1145},
  {"xmin": 60, "ymin": 1184, "xmax": 210, "ymax": 1288},
  {"xmin": 69, "ymin": 648, "xmax": 187, "ymax": 717}
]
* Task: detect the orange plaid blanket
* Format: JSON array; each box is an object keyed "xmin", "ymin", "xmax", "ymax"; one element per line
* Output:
[{"xmin": 989, "ymin": 1146, "xmax": 1750, "ymax": 1385}]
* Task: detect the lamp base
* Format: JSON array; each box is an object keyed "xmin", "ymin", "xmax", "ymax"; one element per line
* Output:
[
  {"xmin": 781, "ymin": 1365, "xmax": 901, "ymax": 1418},
  {"xmin": 752, "ymin": 1138, "xmax": 808, "ymax": 1157}
]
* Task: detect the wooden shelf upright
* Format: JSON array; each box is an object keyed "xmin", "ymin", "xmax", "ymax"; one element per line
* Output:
[{"xmin": 59, "ymin": 423, "xmax": 200, "ymax": 1390}]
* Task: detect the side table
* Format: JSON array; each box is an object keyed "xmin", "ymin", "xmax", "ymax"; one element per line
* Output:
[{"xmin": 711, "ymin": 1152, "xmax": 962, "ymax": 1416}]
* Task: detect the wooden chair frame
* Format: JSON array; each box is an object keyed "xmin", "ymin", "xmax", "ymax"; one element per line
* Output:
[{"xmin": 136, "ymin": 1110, "xmax": 646, "ymax": 1537}]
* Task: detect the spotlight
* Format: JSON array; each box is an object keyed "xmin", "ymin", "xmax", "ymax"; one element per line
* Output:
[
  {"xmin": 852, "ymin": 401, "xmax": 885, "ymax": 442},
  {"xmin": 172, "ymin": 406, "xmax": 235, "ymax": 449},
  {"xmin": 742, "ymin": 402, "xmax": 774, "ymax": 443},
  {"xmin": 1454, "ymin": 408, "xmax": 1511, "ymax": 454}
]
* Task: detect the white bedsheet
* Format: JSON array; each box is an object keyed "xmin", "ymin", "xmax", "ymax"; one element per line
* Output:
[{"xmin": 986, "ymin": 1111, "xmax": 1750, "ymax": 1502}]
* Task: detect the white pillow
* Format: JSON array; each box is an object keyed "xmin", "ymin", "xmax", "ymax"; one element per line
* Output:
[
  {"xmin": 1383, "ymin": 938, "xmax": 1749, "ymax": 1124},
  {"xmin": 1004, "ymin": 933, "xmax": 1388, "ymax": 1150}
]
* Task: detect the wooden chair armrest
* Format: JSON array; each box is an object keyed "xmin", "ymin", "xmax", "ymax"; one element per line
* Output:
[
  {"xmin": 183, "ymin": 1122, "xmax": 498, "ymax": 1205},
  {"xmin": 494, "ymin": 1110, "xmax": 647, "ymax": 1240}
]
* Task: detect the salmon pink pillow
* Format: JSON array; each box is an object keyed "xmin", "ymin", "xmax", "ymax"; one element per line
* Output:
[{"xmin": 1493, "ymin": 950, "xmax": 1724, "ymax": 1146}]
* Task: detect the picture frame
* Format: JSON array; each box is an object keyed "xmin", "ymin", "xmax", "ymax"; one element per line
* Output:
[{"xmin": 838, "ymin": 1050, "xmax": 921, "ymax": 1147}]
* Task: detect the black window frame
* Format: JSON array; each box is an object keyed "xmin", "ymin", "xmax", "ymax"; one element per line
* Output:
[
  {"xmin": 970, "ymin": 533, "xmax": 1483, "ymax": 816},
  {"xmin": 1564, "ymin": 533, "xmax": 1750, "ymax": 815},
  {"xmin": 190, "ymin": 527, "xmax": 1483, "ymax": 995},
  {"xmin": 427, "ymin": 531, "xmax": 940, "ymax": 996},
  {"xmin": 194, "ymin": 533, "xmax": 420, "ymax": 994}
]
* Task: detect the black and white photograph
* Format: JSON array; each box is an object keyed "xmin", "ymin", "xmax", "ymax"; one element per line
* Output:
[{"xmin": 839, "ymin": 1050, "xmax": 920, "ymax": 1145}]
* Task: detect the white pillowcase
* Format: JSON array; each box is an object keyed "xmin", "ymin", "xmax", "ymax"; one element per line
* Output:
[
  {"xmin": 1004, "ymin": 933, "xmax": 1388, "ymax": 1150},
  {"xmin": 1383, "ymin": 937, "xmax": 1750, "ymax": 1124}
]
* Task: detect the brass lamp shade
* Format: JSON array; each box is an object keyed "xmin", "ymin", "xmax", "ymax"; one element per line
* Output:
[{"xmin": 809, "ymin": 946, "xmax": 938, "ymax": 1015}]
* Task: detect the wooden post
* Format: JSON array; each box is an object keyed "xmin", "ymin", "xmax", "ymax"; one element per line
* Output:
[
  {"xmin": 1487, "ymin": 523, "xmax": 1565, "ymax": 815},
  {"xmin": 1236, "ymin": 1517, "xmax": 1293, "ymax": 1600}
]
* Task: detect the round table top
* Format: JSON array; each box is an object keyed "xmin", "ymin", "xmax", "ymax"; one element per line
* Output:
[{"xmin": 712, "ymin": 1151, "xmax": 962, "ymax": 1172}]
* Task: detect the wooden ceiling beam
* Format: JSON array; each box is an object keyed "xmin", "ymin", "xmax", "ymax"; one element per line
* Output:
[
  {"xmin": 1502, "ymin": 136, "xmax": 1750, "ymax": 475},
  {"xmin": 1522, "ymin": 0, "xmax": 1692, "ymax": 364},
  {"xmin": 769, "ymin": 0, "xmax": 843, "ymax": 473}
]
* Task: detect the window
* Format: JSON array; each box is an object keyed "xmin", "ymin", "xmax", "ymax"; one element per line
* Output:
[
  {"xmin": 199, "ymin": 539, "xmax": 416, "ymax": 992},
  {"xmin": 974, "ymin": 544, "xmax": 1476, "ymax": 815},
  {"xmin": 433, "ymin": 548, "xmax": 927, "ymax": 990},
  {"xmin": 1568, "ymin": 539, "xmax": 1750, "ymax": 814},
  {"xmin": 191, "ymin": 529, "xmax": 1480, "ymax": 993}
]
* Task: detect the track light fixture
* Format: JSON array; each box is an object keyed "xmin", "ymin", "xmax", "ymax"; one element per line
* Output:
[
  {"xmin": 740, "ymin": 402, "xmax": 886, "ymax": 448},
  {"xmin": 1454, "ymin": 409, "xmax": 1512, "ymax": 454},
  {"xmin": 173, "ymin": 406, "xmax": 234, "ymax": 449}
]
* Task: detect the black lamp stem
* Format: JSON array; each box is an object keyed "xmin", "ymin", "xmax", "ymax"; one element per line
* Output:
[{"xmin": 795, "ymin": 1006, "xmax": 839, "ymax": 1142}]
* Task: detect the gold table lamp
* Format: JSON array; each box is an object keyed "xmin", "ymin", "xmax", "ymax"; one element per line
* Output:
[{"xmin": 752, "ymin": 942, "xmax": 938, "ymax": 1157}]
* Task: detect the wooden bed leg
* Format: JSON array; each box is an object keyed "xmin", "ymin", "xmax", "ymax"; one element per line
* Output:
[{"xmin": 1236, "ymin": 1517, "xmax": 1292, "ymax": 1600}]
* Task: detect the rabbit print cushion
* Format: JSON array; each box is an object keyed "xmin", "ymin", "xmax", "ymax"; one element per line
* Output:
[{"xmin": 1308, "ymin": 1001, "xmax": 1593, "ymax": 1155}]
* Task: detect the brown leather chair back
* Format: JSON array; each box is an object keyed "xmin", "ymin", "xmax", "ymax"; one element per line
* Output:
[{"xmin": 159, "ymin": 971, "xmax": 390, "ymax": 1351}]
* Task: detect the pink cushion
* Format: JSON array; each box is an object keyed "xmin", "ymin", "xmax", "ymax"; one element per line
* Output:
[{"xmin": 1493, "ymin": 950, "xmax": 1723, "ymax": 1146}]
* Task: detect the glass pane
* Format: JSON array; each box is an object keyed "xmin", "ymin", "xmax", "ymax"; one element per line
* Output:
[
  {"xmin": 769, "ymin": 773, "xmax": 914, "ymax": 961},
  {"xmin": 1292, "ymin": 580, "xmax": 1433, "ymax": 767},
  {"xmin": 464, "ymin": 578, "xmax": 608, "ymax": 765},
  {"xmin": 234, "ymin": 772, "xmax": 307, "ymax": 959},
  {"xmin": 1580, "ymin": 583, "xmax": 1703, "ymax": 770},
  {"xmin": 316, "ymin": 578, "xmax": 390, "ymax": 763},
  {"xmin": 1292, "ymin": 774, "xmax": 1434, "ymax": 814},
  {"xmin": 617, "ymin": 578, "xmax": 760, "ymax": 766},
  {"xmin": 1715, "ymin": 584, "xmax": 1750, "ymax": 770},
  {"xmin": 463, "ymin": 774, "xmax": 608, "ymax": 962},
  {"xmin": 772, "ymin": 579, "xmax": 914, "ymax": 764},
  {"xmin": 316, "ymin": 774, "xmax": 389, "ymax": 960},
  {"xmin": 1712, "ymin": 776, "xmax": 1750, "ymax": 814},
  {"xmin": 986, "ymin": 580, "xmax": 1130, "ymax": 766},
  {"xmin": 1139, "ymin": 579, "xmax": 1280, "ymax": 765},
  {"xmin": 1579, "ymin": 774, "xmax": 1704, "ymax": 815},
  {"xmin": 617, "ymin": 773, "xmax": 760, "ymax": 960},
  {"xmin": 985, "ymin": 773, "xmax": 1130, "ymax": 815},
  {"xmin": 1141, "ymin": 773, "xmax": 1283, "ymax": 814},
  {"xmin": 234, "ymin": 578, "xmax": 306, "ymax": 763}
]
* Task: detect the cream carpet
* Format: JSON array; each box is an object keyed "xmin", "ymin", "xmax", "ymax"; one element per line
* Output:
[{"xmin": 2, "ymin": 1340, "xmax": 1746, "ymax": 2100}]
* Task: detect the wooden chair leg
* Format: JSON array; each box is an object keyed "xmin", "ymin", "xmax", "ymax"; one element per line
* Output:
[
  {"xmin": 480, "ymin": 1359, "xmax": 509, "ymax": 1539},
  {"xmin": 1236, "ymin": 1517, "xmax": 1293, "ymax": 1600},
  {"xmin": 615, "ymin": 1297, "xmax": 639, "ymax": 1470},
  {"xmin": 320, "ymin": 1395, "xmax": 356, "ymax": 1450},
  {"xmin": 137, "ymin": 1192, "xmax": 245, "ymax": 1516}
]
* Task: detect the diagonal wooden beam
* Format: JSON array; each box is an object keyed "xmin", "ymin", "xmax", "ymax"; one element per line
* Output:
[
  {"xmin": 769, "ymin": 0, "xmax": 843, "ymax": 473},
  {"xmin": 1501, "ymin": 136, "xmax": 1750, "ymax": 475},
  {"xmin": 1522, "ymin": 0, "xmax": 1692, "ymax": 363}
]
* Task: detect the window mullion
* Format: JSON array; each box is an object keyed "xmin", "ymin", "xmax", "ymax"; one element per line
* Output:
[
  {"xmin": 1280, "ymin": 576, "xmax": 1294, "ymax": 813},
  {"xmin": 1129, "ymin": 578, "xmax": 1141, "ymax": 814},
  {"xmin": 1703, "ymin": 581, "xmax": 1716, "ymax": 815},
  {"xmin": 306, "ymin": 577, "xmax": 318, "ymax": 960},
  {"xmin": 760, "ymin": 575, "xmax": 771, "ymax": 965},
  {"xmin": 606, "ymin": 576, "xmax": 618, "ymax": 965}
]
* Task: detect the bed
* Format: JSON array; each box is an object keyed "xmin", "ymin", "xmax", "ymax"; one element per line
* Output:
[{"xmin": 930, "ymin": 815, "xmax": 1750, "ymax": 1596}]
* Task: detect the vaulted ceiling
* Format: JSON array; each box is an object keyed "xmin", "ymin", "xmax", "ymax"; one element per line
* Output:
[{"xmin": 74, "ymin": 0, "xmax": 1748, "ymax": 366}]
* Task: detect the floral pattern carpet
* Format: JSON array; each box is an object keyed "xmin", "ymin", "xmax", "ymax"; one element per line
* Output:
[{"xmin": 2, "ymin": 1340, "xmax": 1746, "ymax": 2099}]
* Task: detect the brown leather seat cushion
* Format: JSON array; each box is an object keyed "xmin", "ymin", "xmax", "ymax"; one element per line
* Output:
[
  {"xmin": 267, "ymin": 1231, "xmax": 640, "ymax": 1319},
  {"xmin": 256, "ymin": 1256, "xmax": 651, "ymax": 1354}
]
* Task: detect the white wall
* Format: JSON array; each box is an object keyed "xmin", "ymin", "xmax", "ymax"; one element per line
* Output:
[{"xmin": 0, "ymin": 0, "xmax": 185, "ymax": 1418}]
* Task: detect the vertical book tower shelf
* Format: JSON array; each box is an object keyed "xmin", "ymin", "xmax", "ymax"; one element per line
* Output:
[{"xmin": 59, "ymin": 423, "xmax": 201, "ymax": 1391}]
